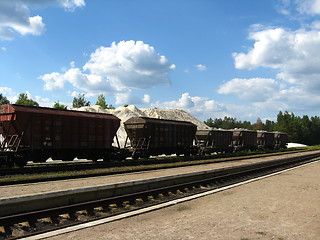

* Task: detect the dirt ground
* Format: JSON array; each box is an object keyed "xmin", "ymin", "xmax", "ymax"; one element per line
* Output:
[{"xmin": 47, "ymin": 160, "xmax": 320, "ymax": 240}]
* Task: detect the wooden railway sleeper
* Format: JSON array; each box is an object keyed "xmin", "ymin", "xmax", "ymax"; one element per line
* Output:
[{"xmin": 1, "ymin": 157, "xmax": 317, "ymax": 239}]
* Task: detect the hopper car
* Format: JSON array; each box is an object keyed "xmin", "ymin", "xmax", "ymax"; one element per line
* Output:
[
  {"xmin": 0, "ymin": 104, "xmax": 289, "ymax": 167},
  {"xmin": 274, "ymin": 132, "xmax": 289, "ymax": 149},
  {"xmin": 196, "ymin": 129, "xmax": 233, "ymax": 154},
  {"xmin": 124, "ymin": 117, "xmax": 197, "ymax": 160},
  {"xmin": 0, "ymin": 104, "xmax": 122, "ymax": 167},
  {"xmin": 232, "ymin": 129, "xmax": 258, "ymax": 151},
  {"xmin": 257, "ymin": 131, "xmax": 275, "ymax": 150}
]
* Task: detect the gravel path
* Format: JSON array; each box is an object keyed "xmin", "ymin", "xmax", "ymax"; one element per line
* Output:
[
  {"xmin": 1, "ymin": 151, "xmax": 319, "ymax": 199},
  {"xmin": 47, "ymin": 159, "xmax": 320, "ymax": 240}
]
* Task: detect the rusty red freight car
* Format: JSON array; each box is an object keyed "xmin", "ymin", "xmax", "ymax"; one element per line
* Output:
[
  {"xmin": 0, "ymin": 104, "xmax": 121, "ymax": 167},
  {"xmin": 123, "ymin": 117, "xmax": 197, "ymax": 159}
]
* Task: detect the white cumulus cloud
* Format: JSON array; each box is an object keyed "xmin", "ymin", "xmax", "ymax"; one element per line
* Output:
[
  {"xmin": 0, "ymin": 0, "xmax": 85, "ymax": 40},
  {"xmin": 218, "ymin": 78, "xmax": 280, "ymax": 102},
  {"xmin": 195, "ymin": 64, "xmax": 207, "ymax": 71},
  {"xmin": 296, "ymin": 0, "xmax": 320, "ymax": 15},
  {"xmin": 152, "ymin": 93, "xmax": 227, "ymax": 118},
  {"xmin": 40, "ymin": 41, "xmax": 175, "ymax": 96},
  {"xmin": 83, "ymin": 40, "xmax": 175, "ymax": 90},
  {"xmin": 221, "ymin": 21, "xmax": 320, "ymax": 116},
  {"xmin": 233, "ymin": 26, "xmax": 320, "ymax": 91},
  {"xmin": 115, "ymin": 92, "xmax": 151, "ymax": 105},
  {"xmin": 278, "ymin": 0, "xmax": 320, "ymax": 16}
]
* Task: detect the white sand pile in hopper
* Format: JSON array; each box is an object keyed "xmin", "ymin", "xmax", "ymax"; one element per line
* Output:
[{"xmin": 75, "ymin": 105, "xmax": 210, "ymax": 147}]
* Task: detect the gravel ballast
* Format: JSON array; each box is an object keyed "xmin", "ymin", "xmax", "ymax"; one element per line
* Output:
[{"xmin": 1, "ymin": 151, "xmax": 318, "ymax": 199}]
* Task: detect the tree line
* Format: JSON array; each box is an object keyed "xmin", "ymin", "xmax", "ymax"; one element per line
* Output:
[
  {"xmin": 0, "ymin": 93, "xmax": 115, "ymax": 110},
  {"xmin": 205, "ymin": 111, "xmax": 320, "ymax": 146}
]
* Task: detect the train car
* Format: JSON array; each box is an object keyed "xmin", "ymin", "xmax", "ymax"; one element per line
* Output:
[
  {"xmin": 196, "ymin": 129, "xmax": 233, "ymax": 154},
  {"xmin": 257, "ymin": 131, "xmax": 275, "ymax": 149},
  {"xmin": 232, "ymin": 128, "xmax": 257, "ymax": 151},
  {"xmin": 124, "ymin": 117, "xmax": 197, "ymax": 159},
  {"xmin": 273, "ymin": 132, "xmax": 289, "ymax": 149},
  {"xmin": 0, "ymin": 104, "xmax": 121, "ymax": 167}
]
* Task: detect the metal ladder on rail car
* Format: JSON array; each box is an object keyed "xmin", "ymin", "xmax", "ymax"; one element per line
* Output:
[
  {"xmin": 0, "ymin": 133, "xmax": 24, "ymax": 152},
  {"xmin": 132, "ymin": 138, "xmax": 147, "ymax": 149}
]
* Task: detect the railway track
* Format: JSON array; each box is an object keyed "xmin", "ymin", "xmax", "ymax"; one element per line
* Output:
[
  {"xmin": 0, "ymin": 150, "xmax": 307, "ymax": 186},
  {"xmin": 1, "ymin": 151, "xmax": 319, "ymax": 239}
]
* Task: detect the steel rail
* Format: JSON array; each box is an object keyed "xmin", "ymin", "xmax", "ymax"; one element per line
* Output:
[
  {"xmin": 0, "ymin": 149, "xmax": 310, "ymax": 186},
  {"xmin": 1, "ymin": 152, "xmax": 319, "ymax": 239}
]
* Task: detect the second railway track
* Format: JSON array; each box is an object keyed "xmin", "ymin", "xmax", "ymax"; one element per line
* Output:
[
  {"xmin": 1, "ymin": 150, "xmax": 320, "ymax": 239},
  {"xmin": 0, "ymin": 149, "xmax": 310, "ymax": 186}
]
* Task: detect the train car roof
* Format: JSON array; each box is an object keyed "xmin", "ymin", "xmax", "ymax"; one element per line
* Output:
[
  {"xmin": 231, "ymin": 128, "xmax": 257, "ymax": 132},
  {"xmin": 0, "ymin": 104, "xmax": 120, "ymax": 121},
  {"xmin": 124, "ymin": 116, "xmax": 197, "ymax": 127},
  {"xmin": 196, "ymin": 129, "xmax": 232, "ymax": 134}
]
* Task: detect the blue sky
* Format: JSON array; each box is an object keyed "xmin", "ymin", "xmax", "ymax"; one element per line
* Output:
[{"xmin": 1, "ymin": 0, "xmax": 320, "ymax": 122}]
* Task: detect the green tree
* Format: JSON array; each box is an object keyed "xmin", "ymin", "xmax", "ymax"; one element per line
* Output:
[
  {"xmin": 53, "ymin": 101, "xmax": 68, "ymax": 110},
  {"xmin": 204, "ymin": 118, "xmax": 214, "ymax": 128},
  {"xmin": 265, "ymin": 120, "xmax": 275, "ymax": 132},
  {"xmin": 95, "ymin": 94, "xmax": 115, "ymax": 109},
  {"xmin": 15, "ymin": 93, "xmax": 39, "ymax": 106},
  {"xmin": 0, "ymin": 94, "xmax": 10, "ymax": 105},
  {"xmin": 242, "ymin": 120, "xmax": 252, "ymax": 130},
  {"xmin": 72, "ymin": 94, "xmax": 90, "ymax": 108},
  {"xmin": 253, "ymin": 117, "xmax": 264, "ymax": 130},
  {"xmin": 204, "ymin": 116, "xmax": 253, "ymax": 129},
  {"xmin": 96, "ymin": 94, "xmax": 107, "ymax": 109},
  {"xmin": 310, "ymin": 116, "xmax": 320, "ymax": 145}
]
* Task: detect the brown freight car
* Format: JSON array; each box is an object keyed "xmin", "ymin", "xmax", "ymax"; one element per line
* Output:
[
  {"xmin": 273, "ymin": 132, "xmax": 288, "ymax": 149},
  {"xmin": 257, "ymin": 130, "xmax": 275, "ymax": 149},
  {"xmin": 196, "ymin": 129, "xmax": 233, "ymax": 154},
  {"xmin": 124, "ymin": 117, "xmax": 197, "ymax": 159},
  {"xmin": 0, "ymin": 104, "xmax": 121, "ymax": 167},
  {"xmin": 232, "ymin": 128, "xmax": 257, "ymax": 151}
]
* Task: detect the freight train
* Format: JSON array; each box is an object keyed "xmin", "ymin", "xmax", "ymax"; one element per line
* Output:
[{"xmin": 0, "ymin": 104, "xmax": 288, "ymax": 167}]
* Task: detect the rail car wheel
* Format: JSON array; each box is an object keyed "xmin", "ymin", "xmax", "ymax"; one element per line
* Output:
[
  {"xmin": 176, "ymin": 151, "xmax": 183, "ymax": 157},
  {"xmin": 7, "ymin": 156, "xmax": 27, "ymax": 168},
  {"xmin": 103, "ymin": 153, "xmax": 111, "ymax": 162},
  {"xmin": 132, "ymin": 152, "xmax": 140, "ymax": 160},
  {"xmin": 62, "ymin": 155, "xmax": 75, "ymax": 161},
  {"xmin": 5, "ymin": 156, "xmax": 14, "ymax": 168},
  {"xmin": 33, "ymin": 155, "xmax": 49, "ymax": 163},
  {"xmin": 142, "ymin": 151, "xmax": 150, "ymax": 159},
  {"xmin": 16, "ymin": 159, "xmax": 28, "ymax": 168}
]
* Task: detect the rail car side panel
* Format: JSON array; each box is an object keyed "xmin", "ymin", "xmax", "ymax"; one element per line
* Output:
[
  {"xmin": 274, "ymin": 132, "xmax": 288, "ymax": 148},
  {"xmin": 124, "ymin": 117, "xmax": 197, "ymax": 157},
  {"xmin": 257, "ymin": 131, "xmax": 275, "ymax": 149},
  {"xmin": 0, "ymin": 104, "xmax": 121, "ymax": 163},
  {"xmin": 196, "ymin": 129, "xmax": 233, "ymax": 153},
  {"xmin": 232, "ymin": 129, "xmax": 257, "ymax": 150}
]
